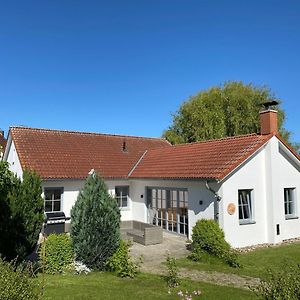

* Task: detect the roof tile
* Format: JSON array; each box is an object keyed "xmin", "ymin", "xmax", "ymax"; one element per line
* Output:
[
  {"xmin": 130, "ymin": 134, "xmax": 273, "ymax": 180},
  {"xmin": 10, "ymin": 127, "xmax": 171, "ymax": 179}
]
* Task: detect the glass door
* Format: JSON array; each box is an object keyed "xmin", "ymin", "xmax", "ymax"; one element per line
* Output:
[{"xmin": 147, "ymin": 187, "xmax": 188, "ymax": 236}]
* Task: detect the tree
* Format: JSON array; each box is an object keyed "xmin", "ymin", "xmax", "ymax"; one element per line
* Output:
[
  {"xmin": 0, "ymin": 162, "xmax": 14, "ymax": 258},
  {"xmin": 9, "ymin": 170, "xmax": 44, "ymax": 260},
  {"xmin": 0, "ymin": 163, "xmax": 44, "ymax": 261},
  {"xmin": 163, "ymin": 81, "xmax": 296, "ymax": 148},
  {"xmin": 70, "ymin": 171, "xmax": 121, "ymax": 270}
]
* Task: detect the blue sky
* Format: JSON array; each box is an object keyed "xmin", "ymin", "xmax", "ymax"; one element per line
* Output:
[{"xmin": 1, "ymin": 1, "xmax": 300, "ymax": 143}]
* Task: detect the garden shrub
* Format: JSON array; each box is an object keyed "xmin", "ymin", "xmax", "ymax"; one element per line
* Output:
[
  {"xmin": 164, "ymin": 252, "xmax": 180, "ymax": 288},
  {"xmin": 9, "ymin": 169, "xmax": 44, "ymax": 261},
  {"xmin": 71, "ymin": 171, "xmax": 121, "ymax": 270},
  {"xmin": 106, "ymin": 240, "xmax": 141, "ymax": 278},
  {"xmin": 190, "ymin": 219, "xmax": 240, "ymax": 267},
  {"xmin": 253, "ymin": 263, "xmax": 300, "ymax": 299},
  {"xmin": 0, "ymin": 162, "xmax": 44, "ymax": 261},
  {"xmin": 0, "ymin": 162, "xmax": 14, "ymax": 259},
  {"xmin": 0, "ymin": 257, "xmax": 41, "ymax": 300},
  {"xmin": 39, "ymin": 233, "xmax": 74, "ymax": 274}
]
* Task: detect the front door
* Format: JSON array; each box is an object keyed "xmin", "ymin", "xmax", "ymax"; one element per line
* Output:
[{"xmin": 147, "ymin": 187, "xmax": 188, "ymax": 236}]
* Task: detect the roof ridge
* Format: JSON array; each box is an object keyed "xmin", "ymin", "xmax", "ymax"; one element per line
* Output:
[
  {"xmin": 275, "ymin": 133, "xmax": 300, "ymax": 161},
  {"xmin": 168, "ymin": 133, "xmax": 268, "ymax": 148},
  {"xmin": 10, "ymin": 126, "xmax": 167, "ymax": 141},
  {"xmin": 130, "ymin": 132, "xmax": 274, "ymax": 181}
]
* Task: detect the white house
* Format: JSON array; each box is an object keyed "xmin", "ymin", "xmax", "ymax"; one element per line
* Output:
[{"xmin": 3, "ymin": 108, "xmax": 300, "ymax": 248}]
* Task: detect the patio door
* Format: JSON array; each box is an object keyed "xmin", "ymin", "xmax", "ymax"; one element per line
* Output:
[{"xmin": 146, "ymin": 187, "xmax": 188, "ymax": 236}]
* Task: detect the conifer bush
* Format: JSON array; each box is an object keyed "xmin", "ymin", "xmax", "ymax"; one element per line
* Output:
[
  {"xmin": 190, "ymin": 219, "xmax": 240, "ymax": 267},
  {"xmin": 70, "ymin": 171, "xmax": 121, "ymax": 270},
  {"xmin": 0, "ymin": 162, "xmax": 44, "ymax": 261},
  {"xmin": 9, "ymin": 170, "xmax": 44, "ymax": 261}
]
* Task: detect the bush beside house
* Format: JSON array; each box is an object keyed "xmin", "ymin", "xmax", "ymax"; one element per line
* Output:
[
  {"xmin": 190, "ymin": 219, "xmax": 240, "ymax": 268},
  {"xmin": 39, "ymin": 233, "xmax": 74, "ymax": 274}
]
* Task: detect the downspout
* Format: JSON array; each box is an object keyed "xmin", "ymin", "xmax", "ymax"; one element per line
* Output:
[{"xmin": 205, "ymin": 180, "xmax": 221, "ymax": 223}]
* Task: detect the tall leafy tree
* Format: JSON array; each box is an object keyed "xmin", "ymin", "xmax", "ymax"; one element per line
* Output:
[
  {"xmin": 0, "ymin": 162, "xmax": 14, "ymax": 257},
  {"xmin": 70, "ymin": 171, "xmax": 121, "ymax": 270},
  {"xmin": 163, "ymin": 81, "xmax": 297, "ymax": 148},
  {"xmin": 9, "ymin": 170, "xmax": 44, "ymax": 260},
  {"xmin": 0, "ymin": 164, "xmax": 44, "ymax": 261}
]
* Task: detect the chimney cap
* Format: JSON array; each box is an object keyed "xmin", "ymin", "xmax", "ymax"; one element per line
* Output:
[{"xmin": 262, "ymin": 100, "xmax": 279, "ymax": 110}]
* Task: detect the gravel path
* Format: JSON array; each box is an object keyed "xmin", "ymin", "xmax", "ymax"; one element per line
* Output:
[{"xmin": 130, "ymin": 232, "xmax": 260, "ymax": 290}]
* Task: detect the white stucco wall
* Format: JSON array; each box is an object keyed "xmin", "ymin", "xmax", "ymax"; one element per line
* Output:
[
  {"xmin": 4, "ymin": 138, "xmax": 23, "ymax": 178},
  {"xmin": 220, "ymin": 136, "xmax": 300, "ymax": 248},
  {"xmin": 42, "ymin": 180, "xmax": 84, "ymax": 218},
  {"xmin": 106, "ymin": 180, "xmax": 133, "ymax": 221},
  {"xmin": 41, "ymin": 178, "xmax": 216, "ymax": 239},
  {"xmin": 129, "ymin": 179, "xmax": 216, "ymax": 239},
  {"xmin": 268, "ymin": 137, "xmax": 300, "ymax": 242},
  {"xmin": 42, "ymin": 179, "xmax": 134, "ymax": 221},
  {"xmin": 220, "ymin": 146, "xmax": 268, "ymax": 247}
]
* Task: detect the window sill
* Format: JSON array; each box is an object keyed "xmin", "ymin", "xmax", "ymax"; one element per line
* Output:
[
  {"xmin": 285, "ymin": 216, "xmax": 298, "ymax": 220},
  {"xmin": 239, "ymin": 220, "xmax": 256, "ymax": 225}
]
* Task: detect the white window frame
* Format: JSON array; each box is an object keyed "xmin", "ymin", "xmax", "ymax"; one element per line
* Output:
[
  {"xmin": 146, "ymin": 187, "xmax": 188, "ymax": 236},
  {"xmin": 115, "ymin": 186, "xmax": 129, "ymax": 208},
  {"xmin": 238, "ymin": 189, "xmax": 254, "ymax": 225},
  {"xmin": 44, "ymin": 187, "xmax": 63, "ymax": 213},
  {"xmin": 284, "ymin": 188, "xmax": 297, "ymax": 219}
]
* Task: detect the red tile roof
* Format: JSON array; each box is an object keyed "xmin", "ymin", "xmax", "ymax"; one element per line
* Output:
[
  {"xmin": 10, "ymin": 127, "xmax": 299, "ymax": 182},
  {"xmin": 130, "ymin": 134, "xmax": 273, "ymax": 181},
  {"xmin": 10, "ymin": 127, "xmax": 171, "ymax": 179}
]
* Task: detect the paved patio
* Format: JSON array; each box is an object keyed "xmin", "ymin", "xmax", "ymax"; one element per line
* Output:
[
  {"xmin": 130, "ymin": 231, "xmax": 189, "ymax": 274},
  {"xmin": 129, "ymin": 231, "xmax": 260, "ymax": 289}
]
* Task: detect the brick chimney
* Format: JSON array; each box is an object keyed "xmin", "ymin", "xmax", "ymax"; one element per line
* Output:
[{"xmin": 259, "ymin": 109, "xmax": 278, "ymax": 135}]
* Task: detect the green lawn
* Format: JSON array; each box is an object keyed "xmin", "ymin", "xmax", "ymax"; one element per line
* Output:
[
  {"xmin": 43, "ymin": 242, "xmax": 300, "ymax": 299},
  {"xmin": 44, "ymin": 272, "xmax": 256, "ymax": 300},
  {"xmin": 177, "ymin": 242, "xmax": 300, "ymax": 279}
]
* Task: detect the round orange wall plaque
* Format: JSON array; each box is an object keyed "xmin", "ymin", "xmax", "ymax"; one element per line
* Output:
[{"xmin": 227, "ymin": 203, "xmax": 236, "ymax": 215}]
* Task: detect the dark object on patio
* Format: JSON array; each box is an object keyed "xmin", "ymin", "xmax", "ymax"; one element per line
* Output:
[
  {"xmin": 44, "ymin": 212, "xmax": 67, "ymax": 235},
  {"xmin": 120, "ymin": 221, "xmax": 163, "ymax": 246}
]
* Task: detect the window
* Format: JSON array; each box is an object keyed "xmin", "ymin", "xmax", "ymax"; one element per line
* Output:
[
  {"xmin": 284, "ymin": 188, "xmax": 296, "ymax": 219},
  {"xmin": 115, "ymin": 186, "xmax": 129, "ymax": 208},
  {"xmin": 146, "ymin": 187, "xmax": 188, "ymax": 235},
  {"xmin": 44, "ymin": 188, "xmax": 63, "ymax": 212},
  {"xmin": 238, "ymin": 190, "xmax": 253, "ymax": 224}
]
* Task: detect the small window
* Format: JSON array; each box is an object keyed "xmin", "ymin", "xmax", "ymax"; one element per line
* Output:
[
  {"xmin": 115, "ymin": 186, "xmax": 129, "ymax": 208},
  {"xmin": 44, "ymin": 188, "xmax": 63, "ymax": 212},
  {"xmin": 238, "ymin": 190, "xmax": 253, "ymax": 224},
  {"xmin": 284, "ymin": 188, "xmax": 296, "ymax": 219}
]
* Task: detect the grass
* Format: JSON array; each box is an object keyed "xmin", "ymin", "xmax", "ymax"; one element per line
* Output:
[
  {"xmin": 176, "ymin": 242, "xmax": 300, "ymax": 279},
  {"xmin": 44, "ymin": 272, "xmax": 256, "ymax": 300},
  {"xmin": 43, "ymin": 241, "xmax": 300, "ymax": 299}
]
